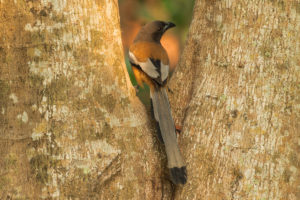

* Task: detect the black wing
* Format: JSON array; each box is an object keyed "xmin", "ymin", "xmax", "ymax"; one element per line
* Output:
[{"xmin": 150, "ymin": 58, "xmax": 165, "ymax": 86}]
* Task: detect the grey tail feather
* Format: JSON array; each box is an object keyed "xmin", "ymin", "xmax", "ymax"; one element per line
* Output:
[
  {"xmin": 150, "ymin": 99, "xmax": 164, "ymax": 143},
  {"xmin": 151, "ymin": 87, "xmax": 187, "ymax": 185}
]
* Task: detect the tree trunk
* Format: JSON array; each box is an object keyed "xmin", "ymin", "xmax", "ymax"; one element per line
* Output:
[
  {"xmin": 0, "ymin": 0, "xmax": 171, "ymax": 199},
  {"xmin": 169, "ymin": 0, "xmax": 300, "ymax": 199}
]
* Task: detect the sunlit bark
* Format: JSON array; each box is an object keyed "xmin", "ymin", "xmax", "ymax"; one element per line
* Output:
[
  {"xmin": 0, "ymin": 0, "xmax": 169, "ymax": 199},
  {"xmin": 169, "ymin": 0, "xmax": 300, "ymax": 199}
]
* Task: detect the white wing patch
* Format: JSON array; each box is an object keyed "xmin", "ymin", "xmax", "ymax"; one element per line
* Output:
[
  {"xmin": 161, "ymin": 63, "xmax": 169, "ymax": 82},
  {"xmin": 129, "ymin": 51, "xmax": 138, "ymax": 64},
  {"xmin": 129, "ymin": 51, "xmax": 159, "ymax": 78},
  {"xmin": 139, "ymin": 59, "xmax": 160, "ymax": 78},
  {"xmin": 129, "ymin": 51, "xmax": 169, "ymax": 81}
]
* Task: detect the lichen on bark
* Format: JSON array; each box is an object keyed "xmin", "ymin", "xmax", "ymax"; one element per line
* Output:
[
  {"xmin": 0, "ymin": 0, "xmax": 169, "ymax": 199},
  {"xmin": 169, "ymin": 0, "xmax": 300, "ymax": 199}
]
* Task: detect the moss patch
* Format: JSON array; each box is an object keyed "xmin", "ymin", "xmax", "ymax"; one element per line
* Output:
[
  {"xmin": 120, "ymin": 97, "xmax": 130, "ymax": 109},
  {"xmin": 45, "ymin": 75, "xmax": 72, "ymax": 103},
  {"xmin": 295, "ymin": 2, "xmax": 300, "ymax": 14},
  {"xmin": 29, "ymin": 74, "xmax": 44, "ymax": 106},
  {"xmin": 4, "ymin": 153, "xmax": 17, "ymax": 170},
  {"xmin": 52, "ymin": 13, "xmax": 67, "ymax": 23},
  {"xmin": 289, "ymin": 152, "xmax": 300, "ymax": 167},
  {"xmin": 78, "ymin": 122, "xmax": 96, "ymax": 142},
  {"xmin": 102, "ymin": 94, "xmax": 117, "ymax": 112},
  {"xmin": 276, "ymin": 61, "xmax": 289, "ymax": 71},
  {"xmin": 30, "ymin": 31, "xmax": 46, "ymax": 46},
  {"xmin": 255, "ymin": 166, "xmax": 262, "ymax": 174},
  {"xmin": 30, "ymin": 154, "xmax": 59, "ymax": 184},
  {"xmin": 0, "ymin": 80, "xmax": 10, "ymax": 106},
  {"xmin": 94, "ymin": 108, "xmax": 105, "ymax": 120},
  {"xmin": 282, "ymin": 168, "xmax": 292, "ymax": 183},
  {"xmin": 101, "ymin": 122, "xmax": 113, "ymax": 139},
  {"xmin": 91, "ymin": 30, "xmax": 103, "ymax": 49},
  {"xmin": 93, "ymin": 85, "xmax": 116, "ymax": 113},
  {"xmin": 259, "ymin": 45, "xmax": 273, "ymax": 59},
  {"xmin": 0, "ymin": 176, "xmax": 9, "ymax": 191},
  {"xmin": 0, "ymin": 46, "xmax": 6, "ymax": 63},
  {"xmin": 73, "ymin": 47, "xmax": 90, "ymax": 66},
  {"xmin": 232, "ymin": 166, "xmax": 243, "ymax": 181}
]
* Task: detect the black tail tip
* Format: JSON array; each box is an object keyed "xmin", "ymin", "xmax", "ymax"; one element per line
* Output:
[{"xmin": 170, "ymin": 166, "xmax": 187, "ymax": 185}]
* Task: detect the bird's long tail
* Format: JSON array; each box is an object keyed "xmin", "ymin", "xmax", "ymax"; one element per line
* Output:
[{"xmin": 151, "ymin": 87, "xmax": 187, "ymax": 185}]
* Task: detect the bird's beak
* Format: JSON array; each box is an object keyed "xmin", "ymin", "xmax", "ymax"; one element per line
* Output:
[{"xmin": 164, "ymin": 22, "xmax": 176, "ymax": 32}]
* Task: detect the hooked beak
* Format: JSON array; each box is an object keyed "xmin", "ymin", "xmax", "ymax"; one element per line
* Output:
[{"xmin": 164, "ymin": 22, "xmax": 176, "ymax": 32}]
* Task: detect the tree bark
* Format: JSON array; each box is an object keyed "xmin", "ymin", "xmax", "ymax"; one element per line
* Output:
[
  {"xmin": 169, "ymin": 0, "xmax": 300, "ymax": 199},
  {"xmin": 0, "ymin": 0, "xmax": 171, "ymax": 199}
]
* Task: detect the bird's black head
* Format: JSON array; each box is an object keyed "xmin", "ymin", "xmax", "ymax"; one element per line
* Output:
[{"xmin": 134, "ymin": 21, "xmax": 176, "ymax": 43}]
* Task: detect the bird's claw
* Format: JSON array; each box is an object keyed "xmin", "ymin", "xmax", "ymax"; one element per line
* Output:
[{"xmin": 175, "ymin": 125, "xmax": 182, "ymax": 135}]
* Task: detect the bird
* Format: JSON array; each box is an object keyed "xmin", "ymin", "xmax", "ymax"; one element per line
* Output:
[{"xmin": 129, "ymin": 21, "xmax": 187, "ymax": 185}]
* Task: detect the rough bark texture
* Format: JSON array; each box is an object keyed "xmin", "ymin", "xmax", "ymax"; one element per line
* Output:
[
  {"xmin": 169, "ymin": 0, "xmax": 300, "ymax": 199},
  {"xmin": 0, "ymin": 0, "xmax": 172, "ymax": 199}
]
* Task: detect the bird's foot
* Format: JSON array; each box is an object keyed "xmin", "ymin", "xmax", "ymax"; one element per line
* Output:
[{"xmin": 175, "ymin": 125, "xmax": 182, "ymax": 136}]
